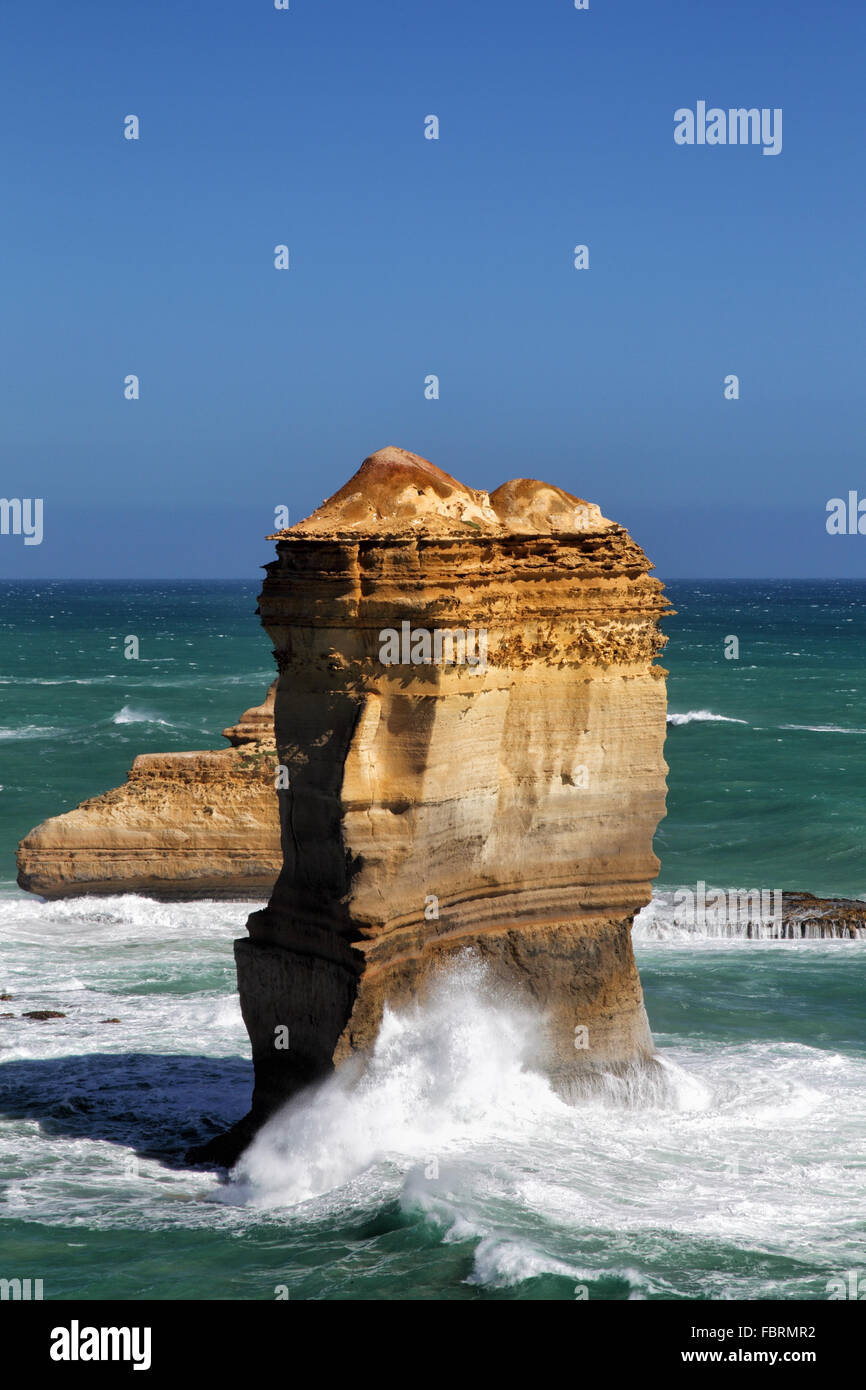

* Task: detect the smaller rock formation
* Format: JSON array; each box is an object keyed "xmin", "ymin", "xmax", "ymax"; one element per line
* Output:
[
  {"xmin": 779, "ymin": 893, "xmax": 866, "ymax": 939},
  {"xmin": 221, "ymin": 687, "xmax": 278, "ymax": 748},
  {"xmin": 16, "ymin": 684, "xmax": 281, "ymax": 901},
  {"xmin": 641, "ymin": 889, "xmax": 866, "ymax": 939}
]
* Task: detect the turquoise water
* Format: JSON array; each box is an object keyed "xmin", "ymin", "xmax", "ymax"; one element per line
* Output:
[
  {"xmin": 659, "ymin": 581, "xmax": 866, "ymax": 897},
  {"xmin": 1, "ymin": 580, "xmax": 864, "ymax": 1300},
  {"xmin": 4, "ymin": 579, "xmax": 866, "ymax": 895},
  {"xmin": 0, "ymin": 581, "xmax": 273, "ymax": 887}
]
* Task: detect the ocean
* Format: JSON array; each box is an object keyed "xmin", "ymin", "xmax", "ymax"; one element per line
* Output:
[{"xmin": 1, "ymin": 579, "xmax": 864, "ymax": 1300}]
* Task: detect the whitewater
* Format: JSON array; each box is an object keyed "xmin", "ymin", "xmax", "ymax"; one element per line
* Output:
[{"xmin": 0, "ymin": 891, "xmax": 863, "ymax": 1300}]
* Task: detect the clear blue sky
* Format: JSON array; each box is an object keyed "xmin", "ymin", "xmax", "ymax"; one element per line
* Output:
[{"xmin": 2, "ymin": 0, "xmax": 864, "ymax": 578}]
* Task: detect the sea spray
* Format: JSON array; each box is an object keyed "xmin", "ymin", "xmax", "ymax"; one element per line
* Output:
[
  {"xmin": 223, "ymin": 958, "xmax": 698, "ymax": 1211},
  {"xmin": 666, "ymin": 710, "xmax": 748, "ymax": 726},
  {"xmin": 110, "ymin": 705, "xmax": 175, "ymax": 727},
  {"xmin": 223, "ymin": 959, "xmax": 562, "ymax": 1208}
]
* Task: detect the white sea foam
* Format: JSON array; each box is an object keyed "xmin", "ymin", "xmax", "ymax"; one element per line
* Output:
[
  {"xmin": 0, "ymin": 724, "xmax": 64, "ymax": 740},
  {"xmin": 782, "ymin": 723, "xmax": 866, "ymax": 735},
  {"xmin": 216, "ymin": 956, "xmax": 866, "ymax": 1293},
  {"xmin": 0, "ymin": 677, "xmax": 119, "ymax": 686},
  {"xmin": 1, "ymin": 896, "xmax": 864, "ymax": 1298},
  {"xmin": 110, "ymin": 704, "xmax": 179, "ymax": 727},
  {"xmin": 666, "ymin": 710, "xmax": 747, "ymax": 726},
  {"xmin": 0, "ymin": 891, "xmax": 264, "ymax": 954},
  {"xmin": 225, "ymin": 960, "xmax": 564, "ymax": 1209},
  {"xmin": 467, "ymin": 1236, "xmax": 584, "ymax": 1287}
]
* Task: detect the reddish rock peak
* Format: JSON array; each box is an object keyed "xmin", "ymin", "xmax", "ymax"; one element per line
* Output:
[
  {"xmin": 271, "ymin": 447, "xmax": 613, "ymax": 539},
  {"xmin": 276, "ymin": 446, "xmax": 498, "ymax": 537}
]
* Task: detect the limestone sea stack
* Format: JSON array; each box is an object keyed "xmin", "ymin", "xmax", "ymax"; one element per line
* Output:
[
  {"xmin": 218, "ymin": 446, "xmax": 672, "ymax": 1157},
  {"xmin": 16, "ymin": 685, "xmax": 281, "ymax": 900}
]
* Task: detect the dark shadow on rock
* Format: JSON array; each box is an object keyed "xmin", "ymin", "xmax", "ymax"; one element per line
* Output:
[{"xmin": 0, "ymin": 1052, "xmax": 253, "ymax": 1172}]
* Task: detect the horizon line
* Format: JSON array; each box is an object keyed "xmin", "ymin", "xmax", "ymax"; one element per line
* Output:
[{"xmin": 2, "ymin": 575, "xmax": 866, "ymax": 585}]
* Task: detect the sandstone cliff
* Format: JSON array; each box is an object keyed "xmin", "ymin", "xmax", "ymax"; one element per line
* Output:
[
  {"xmin": 16, "ymin": 685, "xmax": 281, "ymax": 900},
  {"xmin": 215, "ymin": 446, "xmax": 671, "ymax": 1158}
]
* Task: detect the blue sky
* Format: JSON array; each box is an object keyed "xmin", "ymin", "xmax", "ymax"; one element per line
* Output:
[{"xmin": 1, "ymin": 0, "xmax": 864, "ymax": 578}]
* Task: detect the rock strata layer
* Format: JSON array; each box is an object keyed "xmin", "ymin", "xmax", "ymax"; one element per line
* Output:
[
  {"xmin": 16, "ymin": 685, "xmax": 281, "ymax": 900},
  {"xmin": 215, "ymin": 446, "xmax": 672, "ymax": 1158}
]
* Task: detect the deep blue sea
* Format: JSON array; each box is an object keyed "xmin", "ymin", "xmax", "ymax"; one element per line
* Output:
[{"xmin": 0, "ymin": 580, "xmax": 864, "ymax": 1299}]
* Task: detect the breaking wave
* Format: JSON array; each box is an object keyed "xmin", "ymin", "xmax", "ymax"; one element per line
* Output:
[
  {"xmin": 666, "ymin": 710, "xmax": 747, "ymax": 726},
  {"xmin": 110, "ymin": 705, "xmax": 176, "ymax": 727},
  {"xmin": 222, "ymin": 961, "xmax": 694, "ymax": 1213}
]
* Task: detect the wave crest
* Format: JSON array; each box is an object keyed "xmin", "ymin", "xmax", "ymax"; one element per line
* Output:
[{"xmin": 666, "ymin": 710, "xmax": 747, "ymax": 726}]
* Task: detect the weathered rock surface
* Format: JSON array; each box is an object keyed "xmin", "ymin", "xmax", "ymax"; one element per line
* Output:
[
  {"xmin": 639, "ymin": 889, "xmax": 866, "ymax": 939},
  {"xmin": 16, "ymin": 685, "xmax": 281, "ymax": 900},
  {"xmin": 778, "ymin": 892, "xmax": 866, "ymax": 938},
  {"xmin": 758, "ymin": 892, "xmax": 866, "ymax": 939},
  {"xmin": 209, "ymin": 446, "xmax": 672, "ymax": 1161}
]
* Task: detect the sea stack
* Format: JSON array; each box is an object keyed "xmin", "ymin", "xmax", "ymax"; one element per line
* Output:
[
  {"xmin": 224, "ymin": 446, "xmax": 671, "ymax": 1152},
  {"xmin": 16, "ymin": 685, "xmax": 281, "ymax": 900}
]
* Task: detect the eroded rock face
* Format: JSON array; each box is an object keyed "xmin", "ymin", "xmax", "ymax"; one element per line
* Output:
[
  {"xmin": 229, "ymin": 447, "xmax": 671, "ymax": 1142},
  {"xmin": 16, "ymin": 685, "xmax": 281, "ymax": 900},
  {"xmin": 779, "ymin": 893, "xmax": 866, "ymax": 939}
]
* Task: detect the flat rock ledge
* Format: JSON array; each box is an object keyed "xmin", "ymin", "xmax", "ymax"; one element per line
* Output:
[{"xmin": 16, "ymin": 684, "xmax": 281, "ymax": 901}]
